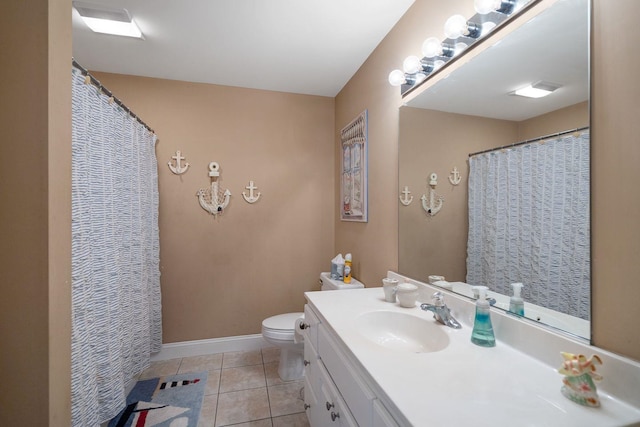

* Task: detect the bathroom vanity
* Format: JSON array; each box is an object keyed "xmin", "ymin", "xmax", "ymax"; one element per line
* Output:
[{"xmin": 302, "ymin": 272, "xmax": 640, "ymax": 426}]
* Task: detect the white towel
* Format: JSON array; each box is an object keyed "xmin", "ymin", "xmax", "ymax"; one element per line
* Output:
[{"xmin": 294, "ymin": 316, "xmax": 305, "ymax": 344}]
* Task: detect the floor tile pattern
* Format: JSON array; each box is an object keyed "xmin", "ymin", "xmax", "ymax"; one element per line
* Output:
[{"xmin": 138, "ymin": 348, "xmax": 310, "ymax": 427}]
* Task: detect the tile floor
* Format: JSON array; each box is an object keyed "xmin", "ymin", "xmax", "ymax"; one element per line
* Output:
[{"xmin": 139, "ymin": 348, "xmax": 310, "ymax": 427}]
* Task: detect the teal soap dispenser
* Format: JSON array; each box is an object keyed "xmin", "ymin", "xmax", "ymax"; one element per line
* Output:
[
  {"xmin": 471, "ymin": 286, "xmax": 496, "ymax": 347},
  {"xmin": 509, "ymin": 282, "xmax": 525, "ymax": 316}
]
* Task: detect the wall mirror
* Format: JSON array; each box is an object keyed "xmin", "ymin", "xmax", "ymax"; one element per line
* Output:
[{"xmin": 398, "ymin": 0, "xmax": 590, "ymax": 339}]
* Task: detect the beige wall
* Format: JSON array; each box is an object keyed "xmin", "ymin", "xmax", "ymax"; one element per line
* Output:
[
  {"xmin": 336, "ymin": 0, "xmax": 640, "ymax": 361},
  {"xmin": 591, "ymin": 0, "xmax": 640, "ymax": 361},
  {"xmin": 92, "ymin": 73, "xmax": 335, "ymax": 342},
  {"xmin": 518, "ymin": 101, "xmax": 589, "ymax": 140},
  {"xmin": 1, "ymin": 0, "xmax": 71, "ymax": 425}
]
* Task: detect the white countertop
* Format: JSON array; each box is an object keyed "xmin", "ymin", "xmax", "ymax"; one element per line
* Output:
[{"xmin": 305, "ymin": 286, "xmax": 640, "ymax": 427}]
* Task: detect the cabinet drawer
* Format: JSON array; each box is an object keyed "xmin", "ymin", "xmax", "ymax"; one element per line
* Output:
[
  {"xmin": 318, "ymin": 325, "xmax": 375, "ymax": 427},
  {"xmin": 303, "ymin": 304, "xmax": 321, "ymax": 351},
  {"xmin": 303, "ymin": 335, "xmax": 320, "ymax": 387}
]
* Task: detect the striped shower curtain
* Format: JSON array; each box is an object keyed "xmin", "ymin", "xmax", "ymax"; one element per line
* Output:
[
  {"xmin": 466, "ymin": 131, "xmax": 590, "ymax": 320},
  {"xmin": 71, "ymin": 68, "xmax": 162, "ymax": 426}
]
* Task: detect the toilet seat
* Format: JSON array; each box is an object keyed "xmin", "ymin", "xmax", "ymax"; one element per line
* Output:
[{"xmin": 262, "ymin": 312, "xmax": 303, "ymax": 341}]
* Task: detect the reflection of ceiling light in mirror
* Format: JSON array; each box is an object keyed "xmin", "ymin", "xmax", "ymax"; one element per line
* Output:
[
  {"xmin": 514, "ymin": 81, "xmax": 561, "ymax": 98},
  {"xmin": 73, "ymin": 1, "xmax": 144, "ymax": 39}
]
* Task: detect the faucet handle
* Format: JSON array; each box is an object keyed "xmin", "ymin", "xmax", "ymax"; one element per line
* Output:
[{"xmin": 432, "ymin": 292, "xmax": 444, "ymax": 306}]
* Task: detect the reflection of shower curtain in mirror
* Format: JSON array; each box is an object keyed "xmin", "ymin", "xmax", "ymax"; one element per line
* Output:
[
  {"xmin": 466, "ymin": 131, "xmax": 590, "ymax": 320},
  {"xmin": 70, "ymin": 67, "xmax": 162, "ymax": 425}
]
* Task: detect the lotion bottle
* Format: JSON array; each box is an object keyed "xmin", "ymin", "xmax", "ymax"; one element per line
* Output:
[
  {"xmin": 509, "ymin": 282, "xmax": 525, "ymax": 316},
  {"xmin": 343, "ymin": 253, "xmax": 352, "ymax": 283},
  {"xmin": 471, "ymin": 286, "xmax": 496, "ymax": 347}
]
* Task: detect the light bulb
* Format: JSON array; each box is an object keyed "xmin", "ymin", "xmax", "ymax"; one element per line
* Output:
[
  {"xmin": 414, "ymin": 73, "xmax": 428, "ymax": 85},
  {"xmin": 388, "ymin": 69, "xmax": 406, "ymax": 87},
  {"xmin": 474, "ymin": 0, "xmax": 501, "ymax": 14},
  {"xmin": 422, "ymin": 37, "xmax": 442, "ymax": 58},
  {"xmin": 403, "ymin": 56, "xmax": 422, "ymax": 74},
  {"xmin": 433, "ymin": 60, "xmax": 445, "ymax": 71},
  {"xmin": 481, "ymin": 21, "xmax": 497, "ymax": 36},
  {"xmin": 444, "ymin": 15, "xmax": 468, "ymax": 39}
]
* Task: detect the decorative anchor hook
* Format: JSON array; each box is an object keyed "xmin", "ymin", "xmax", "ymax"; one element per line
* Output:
[
  {"xmin": 168, "ymin": 150, "xmax": 190, "ymax": 175},
  {"xmin": 448, "ymin": 166, "xmax": 461, "ymax": 186},
  {"xmin": 196, "ymin": 162, "xmax": 231, "ymax": 216},
  {"xmin": 242, "ymin": 180, "xmax": 261, "ymax": 204},
  {"xmin": 421, "ymin": 173, "xmax": 444, "ymax": 216},
  {"xmin": 399, "ymin": 186, "xmax": 413, "ymax": 206}
]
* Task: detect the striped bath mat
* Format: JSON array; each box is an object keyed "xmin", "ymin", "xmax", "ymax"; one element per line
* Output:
[{"xmin": 109, "ymin": 371, "xmax": 208, "ymax": 427}]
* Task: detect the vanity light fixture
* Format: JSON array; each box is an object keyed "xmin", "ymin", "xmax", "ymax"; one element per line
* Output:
[
  {"xmin": 73, "ymin": 1, "xmax": 144, "ymax": 39},
  {"xmin": 514, "ymin": 81, "xmax": 561, "ymax": 98},
  {"xmin": 388, "ymin": 0, "xmax": 533, "ymax": 94}
]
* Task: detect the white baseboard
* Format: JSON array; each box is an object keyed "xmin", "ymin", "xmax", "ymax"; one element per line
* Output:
[{"xmin": 151, "ymin": 334, "xmax": 272, "ymax": 361}]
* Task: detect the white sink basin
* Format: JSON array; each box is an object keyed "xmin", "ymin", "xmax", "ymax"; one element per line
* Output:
[{"xmin": 355, "ymin": 310, "xmax": 450, "ymax": 353}]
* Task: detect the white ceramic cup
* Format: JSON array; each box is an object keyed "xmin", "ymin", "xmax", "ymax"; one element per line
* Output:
[
  {"xmin": 428, "ymin": 275, "xmax": 445, "ymax": 285},
  {"xmin": 396, "ymin": 283, "xmax": 419, "ymax": 308},
  {"xmin": 382, "ymin": 278, "xmax": 399, "ymax": 302}
]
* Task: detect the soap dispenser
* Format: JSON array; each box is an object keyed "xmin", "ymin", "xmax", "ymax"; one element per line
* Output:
[
  {"xmin": 509, "ymin": 282, "xmax": 525, "ymax": 316},
  {"xmin": 471, "ymin": 286, "xmax": 496, "ymax": 347}
]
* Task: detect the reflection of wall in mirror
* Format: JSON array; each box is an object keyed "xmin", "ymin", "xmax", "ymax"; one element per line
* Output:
[{"xmin": 398, "ymin": 101, "xmax": 589, "ymax": 284}]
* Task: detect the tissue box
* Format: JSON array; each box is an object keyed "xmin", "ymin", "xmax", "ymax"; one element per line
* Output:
[{"xmin": 331, "ymin": 262, "xmax": 344, "ymax": 280}]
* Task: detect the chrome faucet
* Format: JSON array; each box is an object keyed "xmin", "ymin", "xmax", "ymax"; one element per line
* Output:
[{"xmin": 421, "ymin": 292, "xmax": 461, "ymax": 329}]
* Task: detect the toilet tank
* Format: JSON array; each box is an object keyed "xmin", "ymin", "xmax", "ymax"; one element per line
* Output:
[{"xmin": 320, "ymin": 272, "xmax": 364, "ymax": 291}]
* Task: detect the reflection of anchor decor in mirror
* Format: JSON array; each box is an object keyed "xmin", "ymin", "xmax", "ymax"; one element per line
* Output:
[
  {"xmin": 242, "ymin": 180, "xmax": 261, "ymax": 204},
  {"xmin": 448, "ymin": 167, "xmax": 461, "ymax": 186},
  {"xmin": 196, "ymin": 162, "xmax": 231, "ymax": 216},
  {"xmin": 399, "ymin": 185, "xmax": 413, "ymax": 206},
  {"xmin": 168, "ymin": 150, "xmax": 190, "ymax": 175},
  {"xmin": 421, "ymin": 173, "xmax": 443, "ymax": 216}
]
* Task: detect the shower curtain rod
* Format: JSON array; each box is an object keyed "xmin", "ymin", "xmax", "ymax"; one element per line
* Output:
[
  {"xmin": 72, "ymin": 59, "xmax": 155, "ymax": 134},
  {"xmin": 468, "ymin": 125, "xmax": 589, "ymax": 157}
]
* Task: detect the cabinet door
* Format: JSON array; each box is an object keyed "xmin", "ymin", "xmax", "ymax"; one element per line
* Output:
[
  {"xmin": 304, "ymin": 376, "xmax": 323, "ymax": 427},
  {"xmin": 317, "ymin": 361, "xmax": 358, "ymax": 427},
  {"xmin": 303, "ymin": 304, "xmax": 321, "ymax": 351}
]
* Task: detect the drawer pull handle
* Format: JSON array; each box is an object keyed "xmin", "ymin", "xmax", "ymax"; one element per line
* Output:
[
  {"xmin": 331, "ymin": 411, "xmax": 340, "ymax": 422},
  {"xmin": 325, "ymin": 401, "xmax": 335, "ymax": 411},
  {"xmin": 304, "ymin": 359, "xmax": 310, "ymax": 366},
  {"xmin": 304, "ymin": 403, "xmax": 311, "ymax": 410},
  {"xmin": 299, "ymin": 322, "xmax": 310, "ymax": 330}
]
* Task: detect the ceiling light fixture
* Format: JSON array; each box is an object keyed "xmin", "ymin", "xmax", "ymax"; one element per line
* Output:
[
  {"xmin": 513, "ymin": 81, "xmax": 561, "ymax": 98},
  {"xmin": 73, "ymin": 1, "xmax": 144, "ymax": 39}
]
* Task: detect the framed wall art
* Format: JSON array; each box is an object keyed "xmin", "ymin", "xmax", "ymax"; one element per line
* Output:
[{"xmin": 340, "ymin": 110, "xmax": 368, "ymax": 222}]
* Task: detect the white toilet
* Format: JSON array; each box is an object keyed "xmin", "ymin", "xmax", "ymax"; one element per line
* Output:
[{"xmin": 261, "ymin": 272, "xmax": 364, "ymax": 381}]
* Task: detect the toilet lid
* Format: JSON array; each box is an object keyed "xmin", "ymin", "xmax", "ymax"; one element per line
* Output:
[{"xmin": 262, "ymin": 312, "xmax": 304, "ymax": 331}]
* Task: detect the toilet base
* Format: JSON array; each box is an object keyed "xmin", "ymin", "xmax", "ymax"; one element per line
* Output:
[{"xmin": 277, "ymin": 347, "xmax": 304, "ymax": 381}]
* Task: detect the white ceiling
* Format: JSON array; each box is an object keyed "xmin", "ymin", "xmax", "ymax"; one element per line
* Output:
[
  {"xmin": 407, "ymin": 0, "xmax": 588, "ymax": 121},
  {"xmin": 72, "ymin": 0, "xmax": 415, "ymax": 97}
]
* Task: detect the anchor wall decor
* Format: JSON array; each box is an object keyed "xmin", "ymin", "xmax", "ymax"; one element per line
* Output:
[
  {"xmin": 399, "ymin": 186, "xmax": 413, "ymax": 206},
  {"xmin": 196, "ymin": 162, "xmax": 231, "ymax": 216},
  {"xmin": 421, "ymin": 173, "xmax": 444, "ymax": 216},
  {"xmin": 168, "ymin": 150, "xmax": 190, "ymax": 175},
  {"xmin": 242, "ymin": 180, "xmax": 261, "ymax": 204},
  {"xmin": 448, "ymin": 166, "xmax": 461, "ymax": 186}
]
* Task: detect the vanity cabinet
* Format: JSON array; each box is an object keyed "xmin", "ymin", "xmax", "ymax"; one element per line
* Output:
[{"xmin": 302, "ymin": 304, "xmax": 400, "ymax": 427}]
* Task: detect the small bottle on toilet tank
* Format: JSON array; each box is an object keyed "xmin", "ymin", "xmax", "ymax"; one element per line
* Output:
[{"xmin": 343, "ymin": 253, "xmax": 352, "ymax": 283}]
